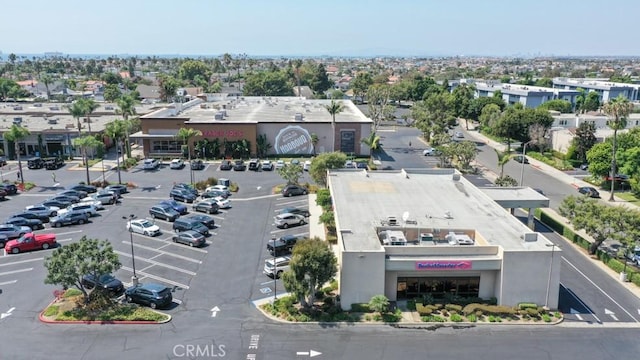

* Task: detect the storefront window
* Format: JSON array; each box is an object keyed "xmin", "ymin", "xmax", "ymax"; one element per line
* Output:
[
  {"xmin": 151, "ymin": 140, "xmax": 184, "ymax": 154},
  {"xmin": 340, "ymin": 130, "xmax": 355, "ymax": 153},
  {"xmin": 396, "ymin": 277, "xmax": 480, "ymax": 300}
]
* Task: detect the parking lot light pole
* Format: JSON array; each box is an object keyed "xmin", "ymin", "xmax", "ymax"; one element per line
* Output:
[
  {"xmin": 123, "ymin": 214, "xmax": 138, "ymax": 286},
  {"xmin": 544, "ymin": 243, "xmax": 558, "ymax": 310},
  {"xmin": 116, "ymin": 145, "xmax": 122, "ymax": 185},
  {"xmin": 272, "ymin": 234, "xmax": 277, "ymax": 302}
]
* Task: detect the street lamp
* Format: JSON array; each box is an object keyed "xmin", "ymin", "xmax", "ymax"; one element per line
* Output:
[
  {"xmin": 544, "ymin": 243, "xmax": 558, "ymax": 309},
  {"xmin": 272, "ymin": 234, "xmax": 277, "ymax": 302},
  {"xmin": 621, "ymin": 245, "xmax": 629, "ymax": 282},
  {"xmin": 116, "ymin": 143, "xmax": 123, "ymax": 185},
  {"xmin": 123, "ymin": 214, "xmax": 138, "ymax": 286}
]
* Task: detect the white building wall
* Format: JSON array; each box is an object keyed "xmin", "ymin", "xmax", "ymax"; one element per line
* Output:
[
  {"xmin": 385, "ymin": 271, "xmax": 398, "ymax": 301},
  {"xmin": 500, "ymin": 249, "xmax": 561, "ymax": 309},
  {"xmin": 340, "ymin": 250, "xmax": 386, "ymax": 310},
  {"xmin": 478, "ymin": 271, "xmax": 498, "ymax": 299}
]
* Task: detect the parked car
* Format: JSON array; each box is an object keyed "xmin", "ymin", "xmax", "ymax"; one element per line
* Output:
[
  {"xmin": 57, "ymin": 203, "xmax": 98, "ymax": 217},
  {"xmin": 143, "ymin": 158, "xmax": 160, "ymax": 170},
  {"xmin": 172, "ymin": 183, "xmax": 199, "ymax": 196},
  {"xmin": 50, "ymin": 195, "xmax": 80, "ymax": 204},
  {"xmin": 10, "ymin": 210, "xmax": 51, "ymax": 223},
  {"xmin": 205, "ymin": 185, "xmax": 231, "ymax": 196},
  {"xmin": 69, "ymin": 184, "xmax": 97, "ymax": 194},
  {"xmin": 79, "ymin": 197, "xmax": 105, "ymax": 210},
  {"xmin": 213, "ymin": 196, "xmax": 231, "ymax": 209},
  {"xmin": 578, "ymin": 186, "xmax": 600, "ymax": 198},
  {"xmin": 5, "ymin": 217, "xmax": 43, "ymax": 230},
  {"xmin": 0, "ymin": 157, "xmax": 6, "ymax": 167},
  {"xmin": 344, "ymin": 160, "xmax": 356, "ymax": 169},
  {"xmin": 190, "ymin": 159, "xmax": 205, "ymax": 170},
  {"xmin": 149, "ymin": 204, "xmax": 180, "ymax": 222},
  {"xmin": 173, "ymin": 218, "xmax": 210, "ymax": 236},
  {"xmin": 170, "ymin": 158, "xmax": 185, "ymax": 169},
  {"xmin": 282, "ymin": 184, "xmax": 308, "ymax": 197},
  {"xmin": 104, "ymin": 184, "xmax": 128, "ymax": 195},
  {"xmin": 513, "ymin": 155, "xmax": 529, "ymax": 164},
  {"xmin": 0, "ymin": 224, "xmax": 31, "ymax": 239},
  {"xmin": 579, "ymin": 163, "xmax": 589, "ymax": 170},
  {"xmin": 201, "ymin": 190, "xmax": 228, "ymax": 200},
  {"xmin": 275, "ymin": 160, "xmax": 285, "ymax": 170},
  {"xmin": 25, "ymin": 204, "xmax": 59, "ymax": 217},
  {"xmin": 0, "ymin": 183, "xmax": 18, "ymax": 195},
  {"xmin": 0, "ymin": 234, "xmax": 8, "ymax": 248},
  {"xmin": 454, "ymin": 131, "xmax": 464, "ymax": 139},
  {"xmin": 160, "ymin": 199, "xmax": 189, "ymax": 214},
  {"xmin": 274, "ymin": 213, "xmax": 306, "ymax": 229},
  {"xmin": 220, "ymin": 160, "xmax": 233, "ymax": 171},
  {"xmin": 423, "ymin": 147, "xmax": 440, "ymax": 156},
  {"xmin": 44, "ymin": 157, "xmax": 64, "ymax": 170},
  {"xmin": 262, "ymin": 160, "xmax": 274, "ymax": 171},
  {"xmin": 125, "ymin": 283, "xmax": 173, "ymax": 309},
  {"xmin": 233, "ymin": 160, "xmax": 246, "ymax": 171},
  {"xmin": 290, "ymin": 159, "xmax": 300, "ymax": 166},
  {"xmin": 263, "ymin": 256, "xmax": 291, "ymax": 278},
  {"xmin": 27, "ymin": 157, "xmax": 44, "ymax": 169},
  {"xmin": 81, "ymin": 274, "xmax": 125, "ymax": 295},
  {"xmin": 356, "ymin": 162, "xmax": 368, "ymax": 169},
  {"xmin": 50, "ymin": 212, "xmax": 90, "ymax": 227},
  {"xmin": 58, "ymin": 189, "xmax": 88, "ymax": 199},
  {"xmin": 126, "ymin": 218, "xmax": 161, "ymax": 237},
  {"xmin": 186, "ymin": 214, "xmax": 215, "ymax": 229},
  {"xmin": 248, "ymin": 159, "xmax": 260, "ymax": 171},
  {"xmin": 267, "ymin": 235, "xmax": 301, "ymax": 256},
  {"xmin": 172, "ymin": 230, "xmax": 206, "ymax": 247},
  {"xmin": 193, "ymin": 200, "xmax": 219, "ymax": 214},
  {"xmin": 5, "ymin": 232, "xmax": 57, "ymax": 254},
  {"xmin": 91, "ymin": 192, "xmax": 117, "ymax": 205},
  {"xmin": 41, "ymin": 199, "xmax": 72, "ymax": 209},
  {"xmin": 303, "ymin": 160, "xmax": 312, "ymax": 171},
  {"xmin": 169, "ymin": 188, "xmax": 197, "ymax": 203},
  {"xmin": 279, "ymin": 207, "xmax": 310, "ymax": 217}
]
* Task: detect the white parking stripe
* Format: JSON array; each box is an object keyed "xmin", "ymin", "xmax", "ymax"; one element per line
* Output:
[
  {"xmin": 121, "ymin": 241, "xmax": 204, "ymax": 262},
  {"xmin": 0, "ymin": 280, "xmax": 18, "ymax": 286},
  {"xmin": 0, "ymin": 257, "xmax": 44, "ymax": 267},
  {"xmin": 0, "ymin": 268, "xmax": 33, "ymax": 277},
  {"xmin": 270, "ymin": 225, "xmax": 309, "ymax": 234},
  {"xmin": 276, "ymin": 199, "xmax": 308, "ymax": 207},
  {"xmin": 56, "ymin": 237, "xmax": 75, "ymax": 243},
  {"xmin": 131, "ymin": 235, "xmax": 209, "ymax": 254},
  {"xmin": 49, "ymin": 230, "xmax": 83, "ymax": 236},
  {"xmin": 120, "ymin": 266, "xmax": 190, "ymax": 289},
  {"xmin": 115, "ymin": 250, "xmax": 197, "ymax": 275}
]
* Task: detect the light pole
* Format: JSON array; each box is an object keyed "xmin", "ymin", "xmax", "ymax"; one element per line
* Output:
[
  {"xmin": 116, "ymin": 143, "xmax": 122, "ymax": 185},
  {"xmin": 544, "ymin": 243, "xmax": 558, "ymax": 309},
  {"xmin": 272, "ymin": 234, "xmax": 277, "ymax": 302},
  {"xmin": 123, "ymin": 214, "xmax": 138, "ymax": 286},
  {"xmin": 519, "ymin": 141, "xmax": 532, "ymax": 186}
]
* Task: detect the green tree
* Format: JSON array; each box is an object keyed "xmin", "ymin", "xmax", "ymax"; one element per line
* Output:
[
  {"xmin": 277, "ymin": 163, "xmax": 303, "ymax": 185},
  {"xmin": 495, "ymin": 149, "xmax": 511, "ymax": 178},
  {"xmin": 450, "ymin": 141, "xmax": 477, "ymax": 170},
  {"xmin": 478, "ymin": 103, "xmax": 502, "ymax": 130},
  {"xmin": 581, "ymin": 91, "xmax": 600, "ymax": 113},
  {"xmin": 538, "ymin": 99, "xmax": 572, "ymax": 113},
  {"xmin": 350, "ymin": 72, "xmax": 373, "ymax": 103},
  {"xmin": 158, "ymin": 75, "xmax": 179, "ymax": 102},
  {"xmin": 292, "ymin": 59, "xmax": 303, "ymax": 97},
  {"xmin": 368, "ymin": 295, "xmax": 390, "ymax": 314},
  {"xmin": 324, "ymin": 100, "xmax": 344, "ymax": 152},
  {"xmin": 310, "ymin": 133, "xmax": 319, "ymax": 155},
  {"xmin": 103, "ymin": 84, "xmax": 121, "ymax": 102},
  {"xmin": 366, "ymin": 84, "xmax": 394, "ymax": 131},
  {"xmin": 361, "ymin": 131, "xmax": 381, "ymax": 159},
  {"xmin": 309, "ymin": 152, "xmax": 347, "ymax": 187},
  {"xmin": 74, "ymin": 135, "xmax": 103, "ymax": 184},
  {"xmin": 176, "ymin": 127, "xmax": 203, "ymax": 182},
  {"xmin": 412, "ymin": 92, "xmax": 456, "ymax": 142},
  {"xmin": 75, "ymin": 98, "xmax": 99, "ymax": 134},
  {"xmin": 451, "ymin": 83, "xmax": 475, "ymax": 128},
  {"xmin": 101, "ymin": 72, "xmax": 123, "ymax": 85},
  {"xmin": 67, "ymin": 101, "xmax": 86, "ymax": 135},
  {"xmin": 178, "ymin": 60, "xmax": 212, "ymax": 83},
  {"xmin": 281, "ymin": 237, "xmax": 337, "ymax": 309},
  {"xmin": 222, "ymin": 53, "xmax": 233, "ymax": 86},
  {"xmin": 495, "ymin": 175, "xmax": 518, "ymax": 187},
  {"xmin": 534, "ymin": 77, "xmax": 553, "ymax": 88},
  {"xmin": 3, "ymin": 124, "xmax": 30, "ymax": 184},
  {"xmin": 468, "ymin": 96, "xmax": 506, "ymax": 120},
  {"xmin": 44, "ymin": 236, "xmax": 121, "ymax": 304},
  {"xmin": 243, "ymin": 70, "xmax": 293, "ymax": 96},
  {"xmin": 603, "ymin": 95, "xmax": 634, "ymax": 201},
  {"xmin": 308, "ymin": 63, "xmax": 332, "ymax": 94},
  {"xmin": 39, "ymin": 73, "xmax": 54, "ymax": 100},
  {"xmin": 573, "ymin": 122, "xmax": 597, "ymax": 163},
  {"xmin": 493, "ymin": 107, "xmax": 527, "ymax": 152}
]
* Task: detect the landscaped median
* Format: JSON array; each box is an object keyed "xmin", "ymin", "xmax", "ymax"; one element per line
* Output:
[{"xmin": 39, "ymin": 289, "xmax": 171, "ymax": 324}]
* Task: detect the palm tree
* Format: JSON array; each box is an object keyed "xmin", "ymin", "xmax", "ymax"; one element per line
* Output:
[
  {"xmin": 3, "ymin": 124, "xmax": 30, "ymax": 185},
  {"xmin": 81, "ymin": 98, "xmax": 99, "ymax": 134},
  {"xmin": 104, "ymin": 120, "xmax": 126, "ymax": 184},
  {"xmin": 324, "ymin": 100, "xmax": 344, "ymax": 152},
  {"xmin": 67, "ymin": 101, "xmax": 86, "ymax": 135},
  {"xmin": 39, "ymin": 73, "xmax": 53, "ymax": 101},
  {"xmin": 176, "ymin": 128, "xmax": 203, "ymax": 184},
  {"xmin": 222, "ymin": 53, "xmax": 233, "ymax": 86},
  {"xmin": 73, "ymin": 135, "xmax": 103, "ymax": 184},
  {"xmin": 602, "ymin": 95, "xmax": 634, "ymax": 201},
  {"xmin": 495, "ymin": 149, "xmax": 511, "ymax": 178},
  {"xmin": 360, "ymin": 131, "xmax": 381, "ymax": 160},
  {"xmin": 116, "ymin": 94, "xmax": 138, "ymax": 158},
  {"xmin": 310, "ymin": 133, "xmax": 319, "ymax": 155},
  {"xmin": 293, "ymin": 59, "xmax": 303, "ymax": 98}
]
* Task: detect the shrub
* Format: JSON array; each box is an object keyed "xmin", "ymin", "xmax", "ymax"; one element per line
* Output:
[
  {"xmin": 315, "ymin": 291, "xmax": 325, "ymax": 301},
  {"xmin": 466, "ymin": 313, "xmax": 477, "ymax": 322},
  {"xmin": 368, "ymin": 295, "xmax": 390, "ymax": 314},
  {"xmin": 351, "ymin": 303, "xmax": 373, "ymax": 313},
  {"xmin": 316, "ymin": 189, "xmax": 332, "ymax": 208},
  {"xmin": 526, "ymin": 308, "xmax": 540, "ymax": 317},
  {"xmin": 329, "ymin": 279, "xmax": 339, "ymax": 291},
  {"xmin": 445, "ymin": 304, "xmax": 463, "ymax": 312},
  {"xmin": 323, "ymin": 297, "xmax": 334, "ymax": 308},
  {"xmin": 450, "ymin": 313, "xmax": 463, "ymax": 322},
  {"xmin": 416, "ymin": 304, "xmax": 432, "ymax": 316},
  {"xmin": 422, "ymin": 315, "xmax": 446, "ymax": 322},
  {"xmin": 407, "ymin": 300, "xmax": 416, "ymax": 311},
  {"xmin": 382, "ymin": 309, "xmax": 403, "ymax": 322},
  {"xmin": 542, "ymin": 314, "xmax": 552, "ymax": 322},
  {"xmin": 43, "ymin": 305, "xmax": 59, "ymax": 317},
  {"xmin": 554, "ymin": 311, "xmax": 562, "ymax": 319}
]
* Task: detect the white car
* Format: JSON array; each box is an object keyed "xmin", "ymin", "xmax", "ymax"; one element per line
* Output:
[
  {"xmin": 423, "ymin": 147, "xmax": 439, "ymax": 156},
  {"xmin": 303, "ymin": 160, "xmax": 312, "ymax": 171},
  {"xmin": 25, "ymin": 205, "xmax": 60, "ymax": 217},
  {"xmin": 261, "ymin": 160, "xmax": 274, "ymax": 171},
  {"xmin": 57, "ymin": 203, "xmax": 98, "ymax": 217},
  {"xmin": 79, "ymin": 197, "xmax": 105, "ymax": 210},
  {"xmin": 126, "ymin": 219, "xmax": 161, "ymax": 237},
  {"xmin": 454, "ymin": 131, "xmax": 464, "ymax": 139},
  {"xmin": 169, "ymin": 159, "xmax": 185, "ymax": 169},
  {"xmin": 205, "ymin": 185, "xmax": 231, "ymax": 196},
  {"xmin": 275, "ymin": 160, "xmax": 285, "ymax": 170},
  {"xmin": 213, "ymin": 196, "xmax": 231, "ymax": 209},
  {"xmin": 143, "ymin": 158, "xmax": 160, "ymax": 170}
]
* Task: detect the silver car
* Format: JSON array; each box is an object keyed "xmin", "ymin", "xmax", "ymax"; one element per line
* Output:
[
  {"xmin": 25, "ymin": 205, "xmax": 60, "ymax": 217},
  {"xmin": 274, "ymin": 213, "xmax": 306, "ymax": 229},
  {"xmin": 0, "ymin": 224, "xmax": 32, "ymax": 239}
]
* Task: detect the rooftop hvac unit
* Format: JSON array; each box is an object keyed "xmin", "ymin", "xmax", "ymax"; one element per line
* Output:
[
  {"xmin": 214, "ymin": 112, "xmax": 224, "ymax": 120},
  {"xmin": 294, "ymin": 113, "xmax": 303, "ymax": 121},
  {"xmin": 13, "ymin": 117, "xmax": 22, "ymax": 124},
  {"xmin": 523, "ymin": 233, "xmax": 538, "ymax": 242}
]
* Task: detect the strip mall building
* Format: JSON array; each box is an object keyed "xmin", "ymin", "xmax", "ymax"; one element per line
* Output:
[{"xmin": 133, "ymin": 96, "xmax": 373, "ymax": 158}]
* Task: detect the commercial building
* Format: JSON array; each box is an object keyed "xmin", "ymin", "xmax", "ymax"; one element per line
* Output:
[
  {"xmin": 474, "ymin": 81, "xmax": 580, "ymax": 109},
  {"xmin": 553, "ymin": 78, "xmax": 640, "ymax": 102},
  {"xmin": 133, "ymin": 96, "xmax": 372, "ymax": 158},
  {"xmin": 328, "ymin": 168, "xmax": 559, "ymax": 310}
]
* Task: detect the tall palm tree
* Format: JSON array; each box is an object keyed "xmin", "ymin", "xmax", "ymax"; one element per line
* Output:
[
  {"xmin": 73, "ymin": 135, "xmax": 103, "ymax": 184},
  {"xmin": 104, "ymin": 120, "xmax": 126, "ymax": 184},
  {"xmin": 116, "ymin": 94, "xmax": 138, "ymax": 158},
  {"xmin": 81, "ymin": 98, "xmax": 99, "ymax": 134},
  {"xmin": 324, "ymin": 100, "xmax": 344, "ymax": 152},
  {"xmin": 360, "ymin": 131, "xmax": 381, "ymax": 160},
  {"xmin": 67, "ymin": 101, "xmax": 86, "ymax": 135},
  {"xmin": 3, "ymin": 124, "xmax": 30, "ymax": 185},
  {"xmin": 602, "ymin": 95, "xmax": 634, "ymax": 201},
  {"xmin": 293, "ymin": 59, "xmax": 303, "ymax": 98},
  {"xmin": 39, "ymin": 73, "xmax": 53, "ymax": 101},
  {"xmin": 176, "ymin": 128, "xmax": 203, "ymax": 184}
]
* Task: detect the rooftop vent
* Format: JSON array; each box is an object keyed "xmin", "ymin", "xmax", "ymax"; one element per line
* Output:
[
  {"xmin": 294, "ymin": 113, "xmax": 303, "ymax": 121},
  {"xmin": 214, "ymin": 112, "xmax": 224, "ymax": 120},
  {"xmin": 452, "ymin": 173, "xmax": 461, "ymax": 181},
  {"xmin": 523, "ymin": 233, "xmax": 538, "ymax": 242},
  {"xmin": 444, "ymin": 211, "xmax": 453, "ymax": 219},
  {"xmin": 12, "ymin": 117, "xmax": 22, "ymax": 124}
]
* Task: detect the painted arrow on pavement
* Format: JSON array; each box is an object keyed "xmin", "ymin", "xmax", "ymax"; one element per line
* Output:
[
  {"xmin": 211, "ymin": 306, "xmax": 220, "ymax": 317},
  {"xmin": 296, "ymin": 350, "xmax": 322, "ymax": 357},
  {"xmin": 1, "ymin": 307, "xmax": 15, "ymax": 320},
  {"xmin": 604, "ymin": 308, "xmax": 619, "ymax": 321}
]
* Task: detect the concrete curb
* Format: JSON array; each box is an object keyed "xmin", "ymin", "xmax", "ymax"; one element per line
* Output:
[{"xmin": 38, "ymin": 298, "xmax": 172, "ymax": 325}]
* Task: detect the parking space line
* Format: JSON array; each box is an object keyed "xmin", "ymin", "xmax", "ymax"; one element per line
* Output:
[
  {"xmin": 211, "ymin": 215, "xmax": 225, "ymax": 220},
  {"xmin": 56, "ymin": 237, "xmax": 75, "ymax": 243},
  {"xmin": 276, "ymin": 199, "xmax": 308, "ymax": 207},
  {"xmin": 0, "ymin": 268, "xmax": 33, "ymax": 277},
  {"xmin": 122, "ymin": 241, "xmax": 204, "ymax": 262},
  {"xmin": 50, "ymin": 230, "xmax": 83, "ymax": 236},
  {"xmin": 0, "ymin": 280, "xmax": 18, "ymax": 286},
  {"xmin": 139, "ymin": 265, "xmax": 155, "ymax": 272},
  {"xmin": 120, "ymin": 266, "xmax": 190, "ymax": 289},
  {"xmin": 270, "ymin": 226, "xmax": 309, "ymax": 235},
  {"xmin": 0, "ymin": 257, "xmax": 44, "ymax": 267},
  {"xmin": 115, "ymin": 250, "xmax": 197, "ymax": 276}
]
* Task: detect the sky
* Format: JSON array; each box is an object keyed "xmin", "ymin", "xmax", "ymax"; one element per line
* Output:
[{"xmin": 2, "ymin": 0, "xmax": 639, "ymax": 57}]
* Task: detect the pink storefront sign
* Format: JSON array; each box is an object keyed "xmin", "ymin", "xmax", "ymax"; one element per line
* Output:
[{"xmin": 415, "ymin": 261, "xmax": 472, "ymax": 270}]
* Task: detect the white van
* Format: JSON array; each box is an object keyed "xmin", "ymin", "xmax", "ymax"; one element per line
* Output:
[{"xmin": 143, "ymin": 158, "xmax": 159, "ymax": 170}]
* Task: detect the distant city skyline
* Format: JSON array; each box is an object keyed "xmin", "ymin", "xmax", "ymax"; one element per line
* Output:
[{"xmin": 2, "ymin": 0, "xmax": 640, "ymax": 57}]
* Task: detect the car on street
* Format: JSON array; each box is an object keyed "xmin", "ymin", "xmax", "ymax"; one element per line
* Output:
[
  {"xmin": 578, "ymin": 186, "xmax": 600, "ymax": 198},
  {"xmin": 81, "ymin": 273, "xmax": 125, "ymax": 295},
  {"xmin": 344, "ymin": 160, "xmax": 356, "ymax": 169},
  {"xmin": 274, "ymin": 213, "xmax": 306, "ymax": 229},
  {"xmin": 262, "ymin": 160, "xmax": 274, "ymax": 171},
  {"xmin": 513, "ymin": 155, "xmax": 529, "ymax": 164},
  {"xmin": 282, "ymin": 184, "xmax": 308, "ymax": 197},
  {"xmin": 125, "ymin": 283, "xmax": 173, "ymax": 309},
  {"xmin": 213, "ymin": 196, "xmax": 231, "ymax": 209},
  {"xmin": 0, "ymin": 183, "xmax": 18, "ymax": 195},
  {"xmin": 267, "ymin": 234, "xmax": 301, "ymax": 256},
  {"xmin": 172, "ymin": 230, "xmax": 206, "ymax": 247},
  {"xmin": 5, "ymin": 217, "xmax": 44, "ymax": 230},
  {"xmin": 126, "ymin": 218, "xmax": 161, "ymax": 237},
  {"xmin": 220, "ymin": 160, "xmax": 233, "ymax": 171},
  {"xmin": 25, "ymin": 204, "xmax": 60, "ymax": 217},
  {"xmin": 233, "ymin": 160, "xmax": 246, "ymax": 171},
  {"xmin": 186, "ymin": 214, "xmax": 215, "ymax": 229},
  {"xmin": 263, "ymin": 256, "xmax": 291, "ymax": 278},
  {"xmin": 50, "ymin": 212, "xmax": 89, "ymax": 227},
  {"xmin": 190, "ymin": 159, "xmax": 205, "ymax": 170},
  {"xmin": 160, "ymin": 199, "xmax": 189, "ymax": 214},
  {"xmin": 169, "ymin": 158, "xmax": 185, "ymax": 169},
  {"xmin": 356, "ymin": 162, "xmax": 368, "ymax": 169},
  {"xmin": 10, "ymin": 210, "xmax": 51, "ymax": 223},
  {"xmin": 423, "ymin": 147, "xmax": 440, "ymax": 156},
  {"xmin": 248, "ymin": 159, "xmax": 260, "ymax": 171},
  {"xmin": 27, "ymin": 157, "xmax": 44, "ymax": 169},
  {"xmin": 193, "ymin": 199, "xmax": 219, "ymax": 214},
  {"xmin": 149, "ymin": 204, "xmax": 180, "ymax": 222},
  {"xmin": 5, "ymin": 232, "xmax": 57, "ymax": 254},
  {"xmin": 0, "ymin": 188, "xmax": 7, "ymax": 200},
  {"xmin": 104, "ymin": 184, "xmax": 128, "ymax": 195},
  {"xmin": 58, "ymin": 189, "xmax": 88, "ymax": 199},
  {"xmin": 0, "ymin": 224, "xmax": 31, "ymax": 240},
  {"xmin": 275, "ymin": 160, "xmax": 285, "ymax": 170},
  {"xmin": 290, "ymin": 159, "xmax": 301, "ymax": 166},
  {"xmin": 143, "ymin": 158, "xmax": 160, "ymax": 170},
  {"xmin": 44, "ymin": 157, "xmax": 64, "ymax": 170},
  {"xmin": 169, "ymin": 188, "xmax": 197, "ymax": 203},
  {"xmin": 69, "ymin": 184, "xmax": 97, "ymax": 194},
  {"xmin": 279, "ymin": 207, "xmax": 310, "ymax": 217}
]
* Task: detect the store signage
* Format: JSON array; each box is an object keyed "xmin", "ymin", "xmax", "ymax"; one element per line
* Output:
[
  {"xmin": 201, "ymin": 130, "xmax": 244, "ymax": 138},
  {"xmin": 274, "ymin": 125, "xmax": 313, "ymax": 154},
  {"xmin": 415, "ymin": 261, "xmax": 472, "ymax": 270},
  {"xmin": 44, "ymin": 135, "xmax": 65, "ymax": 142}
]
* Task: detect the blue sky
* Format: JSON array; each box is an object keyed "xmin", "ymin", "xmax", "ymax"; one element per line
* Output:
[{"xmin": 2, "ymin": 0, "xmax": 639, "ymax": 57}]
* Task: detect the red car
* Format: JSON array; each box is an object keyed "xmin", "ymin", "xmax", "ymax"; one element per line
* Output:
[{"xmin": 5, "ymin": 232, "xmax": 57, "ymax": 254}]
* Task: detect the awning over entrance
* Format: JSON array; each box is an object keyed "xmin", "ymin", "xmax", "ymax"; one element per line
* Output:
[
  {"xmin": 129, "ymin": 131, "xmax": 177, "ymax": 139},
  {"xmin": 479, "ymin": 187, "xmax": 550, "ymax": 209}
]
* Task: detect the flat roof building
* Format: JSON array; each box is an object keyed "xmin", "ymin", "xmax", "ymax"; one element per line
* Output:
[
  {"xmin": 328, "ymin": 168, "xmax": 559, "ymax": 310},
  {"xmin": 474, "ymin": 81, "xmax": 580, "ymax": 109},
  {"xmin": 553, "ymin": 78, "xmax": 640, "ymax": 102}
]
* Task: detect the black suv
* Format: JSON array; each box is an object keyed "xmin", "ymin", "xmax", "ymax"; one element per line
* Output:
[
  {"xmin": 233, "ymin": 160, "xmax": 246, "ymax": 171},
  {"xmin": 267, "ymin": 235, "xmax": 301, "ymax": 255},
  {"xmin": 172, "ymin": 183, "xmax": 199, "ymax": 196},
  {"xmin": 44, "ymin": 157, "xmax": 64, "ymax": 170},
  {"xmin": 220, "ymin": 160, "xmax": 232, "ymax": 171},
  {"xmin": 190, "ymin": 159, "xmax": 205, "ymax": 170},
  {"xmin": 170, "ymin": 188, "xmax": 197, "ymax": 203},
  {"xmin": 27, "ymin": 157, "xmax": 44, "ymax": 169},
  {"xmin": 81, "ymin": 274, "xmax": 124, "ymax": 295},
  {"xmin": 282, "ymin": 184, "xmax": 308, "ymax": 197}
]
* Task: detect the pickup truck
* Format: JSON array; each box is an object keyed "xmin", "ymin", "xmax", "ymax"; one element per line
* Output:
[
  {"xmin": 267, "ymin": 235, "xmax": 300, "ymax": 255},
  {"xmin": 5, "ymin": 232, "xmax": 57, "ymax": 254}
]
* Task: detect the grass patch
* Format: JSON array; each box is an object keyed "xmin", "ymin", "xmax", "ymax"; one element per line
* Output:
[
  {"xmin": 64, "ymin": 288, "xmax": 82, "ymax": 298},
  {"xmin": 43, "ymin": 305, "xmax": 59, "ymax": 317},
  {"xmin": 615, "ymin": 192, "xmax": 640, "ymax": 205}
]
